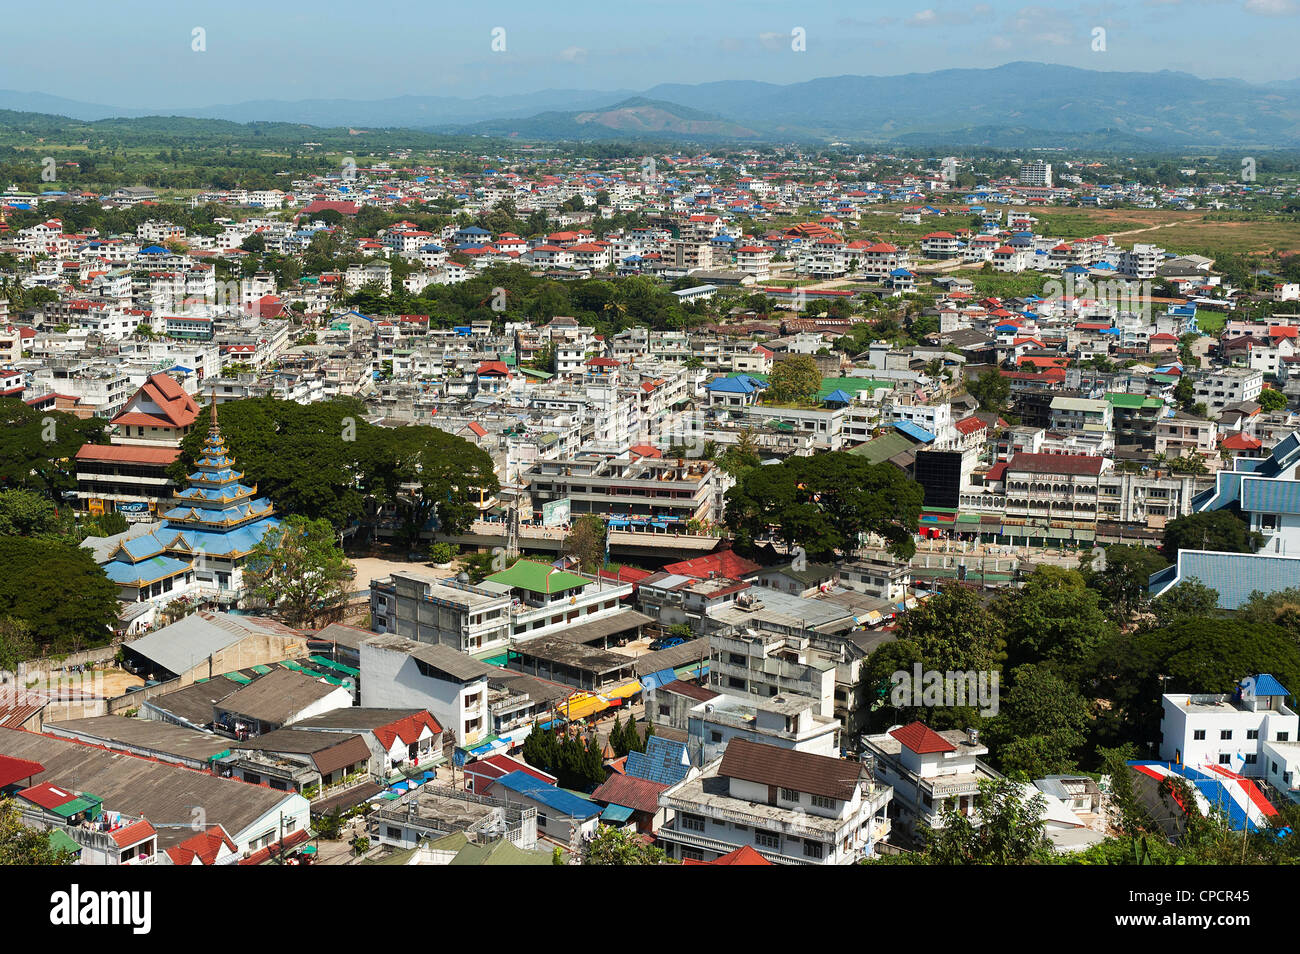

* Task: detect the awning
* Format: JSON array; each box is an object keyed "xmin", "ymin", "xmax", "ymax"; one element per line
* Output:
[
  {"xmin": 606, "ymin": 680, "xmax": 643, "ymax": 700},
  {"xmin": 600, "ymin": 804, "xmax": 636, "ymax": 823}
]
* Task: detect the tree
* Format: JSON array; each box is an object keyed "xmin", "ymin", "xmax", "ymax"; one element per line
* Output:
[
  {"xmin": 725, "ymin": 452, "xmax": 923, "ymax": 560},
  {"xmin": 0, "ymin": 537, "xmax": 118, "ymax": 652},
  {"xmin": 563, "ymin": 515, "xmax": 606, "ymax": 573},
  {"xmin": 242, "ymin": 516, "xmax": 356, "ymax": 628},
  {"xmin": 1257, "ymin": 387, "xmax": 1288, "ymax": 412},
  {"xmin": 766, "ymin": 354, "xmax": 822, "ymax": 404},
  {"xmin": 1151, "ymin": 578, "xmax": 1220, "ymax": 628},
  {"xmin": 0, "ymin": 617, "xmax": 36, "ymax": 672},
  {"xmin": 916, "ymin": 778, "xmax": 1052, "ymax": 865},
  {"xmin": 987, "ymin": 665, "xmax": 1090, "ymax": 779},
  {"xmin": 1089, "ymin": 544, "xmax": 1168, "ymax": 622},
  {"xmin": 1162, "ymin": 510, "xmax": 1262, "ymax": 562},
  {"xmin": 1237, "ymin": 587, "xmax": 1300, "ymax": 638},
  {"xmin": 0, "ymin": 399, "xmax": 107, "ymax": 499},
  {"xmin": 582, "ymin": 825, "xmax": 672, "ymax": 865},
  {"xmin": 427, "ymin": 541, "xmax": 457, "ymax": 565},
  {"xmin": 895, "ymin": 586, "xmax": 1006, "ymax": 674},
  {"xmin": 0, "ymin": 490, "xmax": 59, "ymax": 537},
  {"xmin": 998, "ymin": 566, "xmax": 1114, "ymax": 668},
  {"xmin": 0, "ymin": 799, "xmax": 76, "ymax": 865},
  {"xmin": 968, "ymin": 369, "xmax": 1010, "ymax": 413}
]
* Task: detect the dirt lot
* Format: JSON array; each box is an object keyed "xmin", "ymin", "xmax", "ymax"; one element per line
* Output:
[{"xmin": 42, "ymin": 667, "xmax": 144, "ymax": 697}]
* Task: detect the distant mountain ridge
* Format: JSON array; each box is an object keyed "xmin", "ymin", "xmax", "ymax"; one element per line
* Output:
[{"xmin": 5, "ymin": 62, "xmax": 1300, "ymax": 147}]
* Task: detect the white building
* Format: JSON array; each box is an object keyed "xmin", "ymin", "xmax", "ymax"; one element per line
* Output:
[
  {"xmin": 1159, "ymin": 675, "xmax": 1299, "ymax": 792},
  {"xmin": 359, "ymin": 634, "xmax": 494, "ymax": 748},
  {"xmin": 656, "ymin": 738, "xmax": 893, "ymax": 864}
]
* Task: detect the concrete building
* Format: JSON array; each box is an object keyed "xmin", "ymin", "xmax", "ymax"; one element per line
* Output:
[{"xmin": 656, "ymin": 738, "xmax": 893, "ymax": 864}]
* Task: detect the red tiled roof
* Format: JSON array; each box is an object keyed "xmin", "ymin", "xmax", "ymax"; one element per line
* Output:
[
  {"xmin": 1220, "ymin": 432, "xmax": 1263, "ymax": 451},
  {"xmin": 16, "ymin": 781, "xmax": 78, "ymax": 810},
  {"xmin": 954, "ymin": 416, "xmax": 986, "ymax": 436},
  {"xmin": 682, "ymin": 844, "xmax": 773, "ymax": 865},
  {"xmin": 110, "ymin": 819, "xmax": 156, "ymax": 848},
  {"xmin": 372, "ymin": 710, "xmax": 442, "ymax": 751},
  {"xmin": 75, "ymin": 443, "xmax": 179, "ymax": 465},
  {"xmin": 164, "ymin": 826, "xmax": 236, "ymax": 865},
  {"xmin": 891, "ymin": 721, "xmax": 957, "ymax": 755},
  {"xmin": 590, "ymin": 773, "xmax": 669, "ymax": 815},
  {"xmin": 1007, "ymin": 452, "xmax": 1106, "ymax": 477},
  {"xmin": 663, "ymin": 550, "xmax": 760, "ymax": 580}
]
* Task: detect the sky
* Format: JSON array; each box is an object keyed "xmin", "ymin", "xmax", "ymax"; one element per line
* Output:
[{"xmin": 5, "ymin": 0, "xmax": 1299, "ymax": 108}]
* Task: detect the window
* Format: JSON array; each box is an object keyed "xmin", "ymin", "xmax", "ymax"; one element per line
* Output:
[
  {"xmin": 1244, "ymin": 754, "xmax": 1257, "ymax": 765},
  {"xmin": 755, "ymin": 829, "xmax": 780, "ymax": 849},
  {"xmin": 1193, "ymin": 730, "xmax": 1206, "ymax": 741},
  {"xmin": 803, "ymin": 839, "xmax": 825, "ymax": 860},
  {"xmin": 811, "ymin": 794, "xmax": 835, "ymax": 810},
  {"xmin": 1278, "ymin": 732, "xmax": 1291, "ymax": 742},
  {"xmin": 386, "ymin": 827, "xmax": 401, "ymax": 840},
  {"xmin": 680, "ymin": 813, "xmax": 705, "ymax": 833},
  {"xmin": 1220, "ymin": 729, "xmax": 1232, "ymax": 740},
  {"xmin": 780, "ymin": 788, "xmax": 799, "ymax": 802},
  {"xmin": 710, "ymin": 731, "xmax": 722, "ymax": 744},
  {"xmin": 1219, "ymin": 754, "xmax": 1231, "ymax": 765},
  {"xmin": 1247, "ymin": 729, "xmax": 1259, "ymax": 740},
  {"xmin": 680, "ymin": 847, "xmax": 705, "ymax": 862}
]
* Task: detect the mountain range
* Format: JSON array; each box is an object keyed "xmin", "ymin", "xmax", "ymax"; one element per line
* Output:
[{"xmin": 5, "ymin": 62, "xmax": 1300, "ymax": 148}]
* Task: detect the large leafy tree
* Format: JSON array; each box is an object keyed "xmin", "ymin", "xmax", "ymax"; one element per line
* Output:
[
  {"xmin": 915, "ymin": 778, "xmax": 1052, "ymax": 865},
  {"xmin": 998, "ymin": 566, "xmax": 1115, "ymax": 669},
  {"xmin": 0, "ymin": 537, "xmax": 118, "ymax": 652},
  {"xmin": 0, "ymin": 399, "xmax": 107, "ymax": 499},
  {"xmin": 582, "ymin": 825, "xmax": 672, "ymax": 865},
  {"xmin": 563, "ymin": 515, "xmax": 606, "ymax": 574},
  {"xmin": 1087, "ymin": 544, "xmax": 1168, "ymax": 622},
  {"xmin": 987, "ymin": 665, "xmax": 1090, "ymax": 779},
  {"xmin": 0, "ymin": 799, "xmax": 76, "ymax": 865},
  {"xmin": 242, "ymin": 515, "xmax": 356, "ymax": 629},
  {"xmin": 1162, "ymin": 510, "xmax": 1262, "ymax": 562},
  {"xmin": 0, "ymin": 489, "xmax": 60, "ymax": 537},
  {"xmin": 766, "ymin": 354, "xmax": 822, "ymax": 404},
  {"xmin": 725, "ymin": 452, "xmax": 923, "ymax": 559},
  {"xmin": 1150, "ymin": 578, "xmax": 1220, "ymax": 628},
  {"xmin": 172, "ymin": 397, "xmax": 498, "ymax": 534},
  {"xmin": 894, "ymin": 585, "xmax": 1006, "ymax": 674},
  {"xmin": 1237, "ymin": 587, "xmax": 1300, "ymax": 639},
  {"xmin": 968, "ymin": 369, "xmax": 1010, "ymax": 413}
]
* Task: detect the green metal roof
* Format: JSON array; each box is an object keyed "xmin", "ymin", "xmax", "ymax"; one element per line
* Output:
[
  {"xmin": 850, "ymin": 431, "xmax": 914, "ymax": 465},
  {"xmin": 48, "ymin": 829, "xmax": 81, "ymax": 855},
  {"xmin": 1105, "ymin": 392, "xmax": 1162, "ymax": 409},
  {"xmin": 486, "ymin": 559, "xmax": 588, "ymax": 594}
]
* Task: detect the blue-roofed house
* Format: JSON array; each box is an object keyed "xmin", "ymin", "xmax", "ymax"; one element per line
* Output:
[
  {"xmin": 1150, "ymin": 430, "xmax": 1300, "ymax": 608},
  {"xmin": 626, "ymin": 737, "xmax": 693, "ymax": 785},
  {"xmin": 490, "ymin": 770, "xmax": 602, "ymax": 841},
  {"xmin": 705, "ymin": 374, "xmax": 764, "ymax": 409}
]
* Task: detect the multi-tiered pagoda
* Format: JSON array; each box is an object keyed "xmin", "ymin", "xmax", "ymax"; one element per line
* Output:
[{"xmin": 100, "ymin": 399, "xmax": 280, "ymax": 602}]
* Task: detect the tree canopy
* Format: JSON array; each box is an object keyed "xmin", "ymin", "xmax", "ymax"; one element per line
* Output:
[
  {"xmin": 724, "ymin": 452, "xmax": 923, "ymax": 560},
  {"xmin": 0, "ymin": 536, "xmax": 119, "ymax": 653},
  {"xmin": 0, "ymin": 399, "xmax": 107, "ymax": 499},
  {"xmin": 1162, "ymin": 510, "xmax": 1262, "ymax": 562},
  {"xmin": 242, "ymin": 515, "xmax": 356, "ymax": 628},
  {"xmin": 172, "ymin": 396, "xmax": 498, "ymax": 536}
]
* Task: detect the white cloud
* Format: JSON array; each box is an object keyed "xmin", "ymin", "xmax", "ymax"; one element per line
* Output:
[
  {"xmin": 1244, "ymin": 0, "xmax": 1297, "ymax": 14},
  {"xmin": 558, "ymin": 46, "xmax": 587, "ymax": 63}
]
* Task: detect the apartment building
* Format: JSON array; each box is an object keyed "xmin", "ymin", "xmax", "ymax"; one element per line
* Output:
[
  {"xmin": 1194, "ymin": 368, "xmax": 1264, "ymax": 418},
  {"xmin": 862, "ymin": 722, "xmax": 1001, "ymax": 835},
  {"xmin": 369, "ymin": 568, "xmax": 512, "ymax": 653},
  {"xmin": 523, "ymin": 455, "xmax": 722, "ymax": 523},
  {"xmin": 656, "ymin": 738, "xmax": 893, "ymax": 864}
]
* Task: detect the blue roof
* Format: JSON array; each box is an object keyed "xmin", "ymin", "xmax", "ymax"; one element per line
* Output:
[
  {"xmin": 706, "ymin": 375, "xmax": 757, "ymax": 394},
  {"xmin": 824, "ymin": 389, "xmax": 853, "ymax": 405},
  {"xmin": 1253, "ymin": 674, "xmax": 1289, "ymax": 697},
  {"xmin": 1151, "ymin": 550, "xmax": 1300, "ymax": 609},
  {"xmin": 891, "ymin": 420, "xmax": 936, "ymax": 443},
  {"xmin": 625, "ymin": 738, "xmax": 691, "ymax": 785},
  {"xmin": 492, "ymin": 771, "xmax": 600, "ymax": 818},
  {"xmin": 1241, "ymin": 476, "xmax": 1300, "ymax": 515},
  {"xmin": 600, "ymin": 803, "xmax": 636, "ymax": 822},
  {"xmin": 140, "ymin": 245, "xmax": 169, "ymax": 254}
]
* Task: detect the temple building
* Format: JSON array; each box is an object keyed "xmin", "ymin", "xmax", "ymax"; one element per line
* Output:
[{"xmin": 92, "ymin": 399, "xmax": 280, "ymax": 605}]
